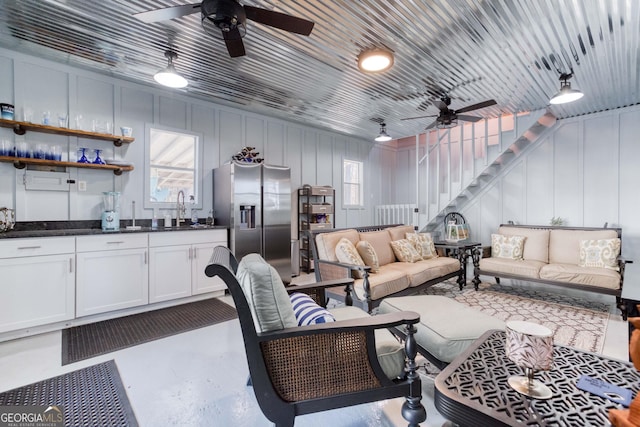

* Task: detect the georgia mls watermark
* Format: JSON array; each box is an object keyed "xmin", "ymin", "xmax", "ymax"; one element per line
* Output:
[{"xmin": 0, "ymin": 406, "xmax": 64, "ymax": 427}]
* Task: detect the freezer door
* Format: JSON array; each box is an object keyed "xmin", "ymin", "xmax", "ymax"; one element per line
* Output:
[
  {"xmin": 262, "ymin": 164, "xmax": 291, "ymax": 281},
  {"xmin": 232, "ymin": 162, "xmax": 262, "ymax": 261}
]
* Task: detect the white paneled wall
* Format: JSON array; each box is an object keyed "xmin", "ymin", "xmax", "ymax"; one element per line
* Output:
[{"xmin": 0, "ymin": 47, "xmax": 376, "ymax": 230}]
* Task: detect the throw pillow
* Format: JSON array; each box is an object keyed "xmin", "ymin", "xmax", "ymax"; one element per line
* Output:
[
  {"xmin": 579, "ymin": 238, "xmax": 621, "ymax": 270},
  {"xmin": 356, "ymin": 240, "xmax": 380, "ymax": 273},
  {"xmin": 491, "ymin": 234, "xmax": 526, "ymax": 260},
  {"xmin": 289, "ymin": 292, "xmax": 336, "ymax": 326},
  {"xmin": 405, "ymin": 232, "xmax": 438, "ymax": 260},
  {"xmin": 236, "ymin": 253, "xmax": 298, "ymax": 333},
  {"xmin": 335, "ymin": 237, "xmax": 366, "ymax": 279},
  {"xmin": 390, "ymin": 239, "xmax": 422, "ymax": 263}
]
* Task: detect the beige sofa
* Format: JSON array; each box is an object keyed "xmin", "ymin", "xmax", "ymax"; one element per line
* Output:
[
  {"xmin": 309, "ymin": 224, "xmax": 462, "ymax": 312},
  {"xmin": 474, "ymin": 224, "xmax": 630, "ymax": 318}
]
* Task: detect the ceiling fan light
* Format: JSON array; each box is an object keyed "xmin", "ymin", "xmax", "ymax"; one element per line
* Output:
[
  {"xmin": 549, "ymin": 79, "xmax": 583, "ymax": 104},
  {"xmin": 154, "ymin": 50, "xmax": 188, "ymax": 88},
  {"xmin": 358, "ymin": 49, "xmax": 394, "ymax": 73},
  {"xmin": 374, "ymin": 122, "xmax": 392, "ymax": 142}
]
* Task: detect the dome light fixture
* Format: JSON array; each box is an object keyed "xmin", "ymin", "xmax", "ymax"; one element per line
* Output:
[
  {"xmin": 357, "ymin": 48, "xmax": 394, "ymax": 73},
  {"xmin": 154, "ymin": 50, "xmax": 188, "ymax": 89},
  {"xmin": 549, "ymin": 72, "xmax": 583, "ymax": 105},
  {"xmin": 374, "ymin": 122, "xmax": 392, "ymax": 142}
]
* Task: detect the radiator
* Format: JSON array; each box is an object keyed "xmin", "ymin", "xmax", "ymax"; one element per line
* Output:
[{"xmin": 374, "ymin": 204, "xmax": 417, "ymax": 226}]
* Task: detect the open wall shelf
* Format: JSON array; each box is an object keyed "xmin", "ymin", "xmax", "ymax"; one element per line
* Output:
[
  {"xmin": 0, "ymin": 118, "xmax": 134, "ymax": 147},
  {"xmin": 0, "ymin": 156, "xmax": 133, "ymax": 176}
]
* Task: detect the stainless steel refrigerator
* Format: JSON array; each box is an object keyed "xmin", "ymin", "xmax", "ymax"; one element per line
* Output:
[{"xmin": 213, "ymin": 162, "xmax": 291, "ymax": 281}]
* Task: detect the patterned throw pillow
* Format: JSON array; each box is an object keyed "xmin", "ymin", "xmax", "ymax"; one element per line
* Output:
[
  {"xmin": 335, "ymin": 237, "xmax": 366, "ymax": 279},
  {"xmin": 356, "ymin": 240, "xmax": 380, "ymax": 273},
  {"xmin": 289, "ymin": 292, "xmax": 335, "ymax": 326},
  {"xmin": 579, "ymin": 238, "xmax": 621, "ymax": 270},
  {"xmin": 390, "ymin": 239, "xmax": 422, "ymax": 263},
  {"xmin": 405, "ymin": 232, "xmax": 438, "ymax": 260},
  {"xmin": 491, "ymin": 234, "xmax": 525, "ymax": 260}
]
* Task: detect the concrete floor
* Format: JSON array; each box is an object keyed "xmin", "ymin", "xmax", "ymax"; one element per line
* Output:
[{"xmin": 0, "ymin": 278, "xmax": 629, "ymax": 427}]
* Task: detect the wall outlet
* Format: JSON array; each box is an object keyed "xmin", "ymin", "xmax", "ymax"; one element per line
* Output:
[{"xmin": 78, "ymin": 181, "xmax": 87, "ymax": 192}]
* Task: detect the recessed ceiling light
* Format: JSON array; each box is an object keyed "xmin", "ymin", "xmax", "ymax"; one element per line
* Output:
[{"xmin": 358, "ymin": 48, "xmax": 394, "ymax": 73}]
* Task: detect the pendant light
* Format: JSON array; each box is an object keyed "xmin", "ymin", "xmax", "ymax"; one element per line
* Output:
[
  {"xmin": 549, "ymin": 72, "xmax": 583, "ymax": 104},
  {"xmin": 154, "ymin": 50, "xmax": 188, "ymax": 89},
  {"xmin": 374, "ymin": 122, "xmax": 392, "ymax": 142}
]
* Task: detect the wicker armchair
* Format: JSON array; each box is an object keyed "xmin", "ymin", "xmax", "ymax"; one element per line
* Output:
[{"xmin": 205, "ymin": 246, "xmax": 426, "ymax": 427}]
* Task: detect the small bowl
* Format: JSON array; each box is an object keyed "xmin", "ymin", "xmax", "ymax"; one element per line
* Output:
[{"xmin": 120, "ymin": 126, "xmax": 133, "ymax": 137}]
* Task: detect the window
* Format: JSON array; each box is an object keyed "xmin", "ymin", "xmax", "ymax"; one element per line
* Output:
[
  {"xmin": 144, "ymin": 124, "xmax": 202, "ymax": 210},
  {"xmin": 343, "ymin": 159, "xmax": 363, "ymax": 207}
]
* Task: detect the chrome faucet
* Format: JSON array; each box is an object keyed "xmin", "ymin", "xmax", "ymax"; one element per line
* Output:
[{"xmin": 176, "ymin": 190, "xmax": 186, "ymax": 226}]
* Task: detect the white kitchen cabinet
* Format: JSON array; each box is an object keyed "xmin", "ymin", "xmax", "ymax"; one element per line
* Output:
[
  {"xmin": 76, "ymin": 233, "xmax": 149, "ymax": 317},
  {"xmin": 0, "ymin": 237, "xmax": 75, "ymax": 333},
  {"xmin": 148, "ymin": 229, "xmax": 227, "ymax": 302}
]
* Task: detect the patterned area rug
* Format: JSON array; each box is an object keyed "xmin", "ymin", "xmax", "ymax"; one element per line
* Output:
[{"xmin": 418, "ymin": 281, "xmax": 611, "ymax": 353}]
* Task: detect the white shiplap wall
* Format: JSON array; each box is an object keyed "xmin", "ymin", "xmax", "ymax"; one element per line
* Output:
[{"xmin": 0, "ymin": 47, "xmax": 382, "ymax": 230}]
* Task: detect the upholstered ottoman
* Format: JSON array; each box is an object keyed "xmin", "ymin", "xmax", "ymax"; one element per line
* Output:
[{"xmin": 378, "ymin": 295, "xmax": 505, "ymax": 367}]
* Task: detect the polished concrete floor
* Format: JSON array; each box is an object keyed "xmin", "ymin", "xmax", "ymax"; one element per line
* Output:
[{"xmin": 0, "ymin": 279, "xmax": 629, "ymax": 427}]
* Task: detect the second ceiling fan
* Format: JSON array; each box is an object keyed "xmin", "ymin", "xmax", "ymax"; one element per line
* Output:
[
  {"xmin": 133, "ymin": 0, "xmax": 315, "ymax": 58},
  {"xmin": 402, "ymin": 96, "xmax": 497, "ymax": 130}
]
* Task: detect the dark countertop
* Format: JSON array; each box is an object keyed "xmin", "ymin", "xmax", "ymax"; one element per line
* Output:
[{"xmin": 0, "ymin": 220, "xmax": 227, "ymax": 239}]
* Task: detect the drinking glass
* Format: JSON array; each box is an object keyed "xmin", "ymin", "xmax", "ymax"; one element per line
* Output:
[
  {"xmin": 58, "ymin": 113, "xmax": 68, "ymax": 128},
  {"xmin": 16, "ymin": 141, "xmax": 30, "ymax": 158},
  {"xmin": 93, "ymin": 149, "xmax": 105, "ymax": 165},
  {"xmin": 77, "ymin": 147, "xmax": 89, "ymax": 163},
  {"xmin": 34, "ymin": 143, "xmax": 48, "ymax": 159}
]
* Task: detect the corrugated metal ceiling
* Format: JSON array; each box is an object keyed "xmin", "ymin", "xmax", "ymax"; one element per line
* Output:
[{"xmin": 0, "ymin": 0, "xmax": 638, "ymax": 141}]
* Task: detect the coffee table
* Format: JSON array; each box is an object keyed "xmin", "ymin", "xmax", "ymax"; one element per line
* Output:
[
  {"xmin": 433, "ymin": 240, "xmax": 481, "ymax": 289},
  {"xmin": 435, "ymin": 329, "xmax": 640, "ymax": 426}
]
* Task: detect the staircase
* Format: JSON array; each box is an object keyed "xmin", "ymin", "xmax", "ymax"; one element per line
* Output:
[{"xmin": 419, "ymin": 110, "xmax": 557, "ymax": 235}]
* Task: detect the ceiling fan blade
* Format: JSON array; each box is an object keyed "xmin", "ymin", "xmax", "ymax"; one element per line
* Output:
[
  {"xmin": 457, "ymin": 114, "xmax": 483, "ymax": 123},
  {"xmin": 434, "ymin": 99, "xmax": 449, "ymax": 111},
  {"xmin": 425, "ymin": 120, "xmax": 439, "ymax": 130},
  {"xmin": 224, "ymin": 29, "xmax": 246, "ymax": 57},
  {"xmin": 133, "ymin": 4, "xmax": 201, "ymax": 23},
  {"xmin": 455, "ymin": 99, "xmax": 497, "ymax": 114},
  {"xmin": 401, "ymin": 114, "xmax": 437, "ymax": 121},
  {"xmin": 244, "ymin": 5, "xmax": 314, "ymax": 35}
]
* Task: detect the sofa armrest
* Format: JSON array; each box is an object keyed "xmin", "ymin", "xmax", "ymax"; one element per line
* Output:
[{"xmin": 316, "ymin": 259, "xmax": 372, "ymax": 307}]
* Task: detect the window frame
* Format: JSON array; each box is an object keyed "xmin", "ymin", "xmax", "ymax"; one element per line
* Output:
[
  {"xmin": 342, "ymin": 158, "xmax": 364, "ymax": 208},
  {"xmin": 143, "ymin": 123, "xmax": 203, "ymax": 211}
]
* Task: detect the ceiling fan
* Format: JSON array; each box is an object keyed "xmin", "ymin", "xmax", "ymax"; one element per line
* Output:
[
  {"xmin": 133, "ymin": 0, "xmax": 315, "ymax": 58},
  {"xmin": 402, "ymin": 96, "xmax": 497, "ymax": 130}
]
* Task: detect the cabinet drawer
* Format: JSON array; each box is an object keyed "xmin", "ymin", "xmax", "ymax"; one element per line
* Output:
[
  {"xmin": 76, "ymin": 233, "xmax": 148, "ymax": 252},
  {"xmin": 0, "ymin": 236, "xmax": 75, "ymax": 258},
  {"xmin": 303, "ymin": 203, "xmax": 333, "ymax": 214},
  {"xmin": 149, "ymin": 229, "xmax": 227, "ymax": 247}
]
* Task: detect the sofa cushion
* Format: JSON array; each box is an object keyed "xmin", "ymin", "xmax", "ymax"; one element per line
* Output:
[
  {"xmin": 315, "ymin": 229, "xmax": 360, "ymax": 262},
  {"xmin": 353, "ymin": 265, "xmax": 409, "ymax": 300},
  {"xmin": 390, "ymin": 239, "xmax": 422, "ymax": 263},
  {"xmin": 491, "ymin": 234, "xmax": 525, "ymax": 260},
  {"xmin": 387, "ymin": 224, "xmax": 415, "ymax": 241},
  {"xmin": 289, "ymin": 292, "xmax": 335, "ymax": 325},
  {"xmin": 479, "ymin": 257, "xmax": 545, "ymax": 279},
  {"xmin": 386, "ymin": 256, "xmax": 460, "ymax": 287},
  {"xmin": 405, "ymin": 232, "xmax": 438, "ymax": 260},
  {"xmin": 549, "ymin": 229, "xmax": 618, "ymax": 265},
  {"xmin": 539, "ymin": 263, "xmax": 621, "ymax": 290},
  {"xmin": 237, "ymin": 253, "xmax": 297, "ymax": 333},
  {"xmin": 578, "ymin": 238, "xmax": 621, "ymax": 270},
  {"xmin": 356, "ymin": 240, "xmax": 380, "ymax": 273},
  {"xmin": 335, "ymin": 237, "xmax": 366, "ymax": 278},
  {"xmin": 498, "ymin": 226, "xmax": 550, "ymax": 263},
  {"xmin": 359, "ymin": 230, "xmax": 395, "ymax": 265},
  {"xmin": 330, "ymin": 305, "xmax": 405, "ymax": 379}
]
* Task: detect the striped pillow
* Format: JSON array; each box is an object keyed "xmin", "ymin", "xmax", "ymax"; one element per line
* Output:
[{"xmin": 289, "ymin": 292, "xmax": 336, "ymax": 326}]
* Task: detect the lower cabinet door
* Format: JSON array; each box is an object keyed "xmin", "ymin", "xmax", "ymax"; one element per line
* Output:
[
  {"xmin": 0, "ymin": 254, "xmax": 75, "ymax": 333},
  {"xmin": 76, "ymin": 248, "xmax": 149, "ymax": 317},
  {"xmin": 191, "ymin": 243, "xmax": 228, "ymax": 295},
  {"xmin": 149, "ymin": 245, "xmax": 192, "ymax": 303}
]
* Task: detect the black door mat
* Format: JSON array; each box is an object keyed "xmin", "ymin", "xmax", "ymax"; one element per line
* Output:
[
  {"xmin": 62, "ymin": 298, "xmax": 237, "ymax": 365},
  {"xmin": 0, "ymin": 360, "xmax": 138, "ymax": 427}
]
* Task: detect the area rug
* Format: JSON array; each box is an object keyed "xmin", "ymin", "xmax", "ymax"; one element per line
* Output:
[
  {"xmin": 419, "ymin": 281, "xmax": 611, "ymax": 353},
  {"xmin": 0, "ymin": 360, "xmax": 137, "ymax": 427},
  {"xmin": 62, "ymin": 298, "xmax": 237, "ymax": 365}
]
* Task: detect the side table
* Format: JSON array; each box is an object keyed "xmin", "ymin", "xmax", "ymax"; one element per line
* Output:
[
  {"xmin": 435, "ymin": 330, "xmax": 640, "ymax": 426},
  {"xmin": 433, "ymin": 240, "xmax": 481, "ymax": 290}
]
